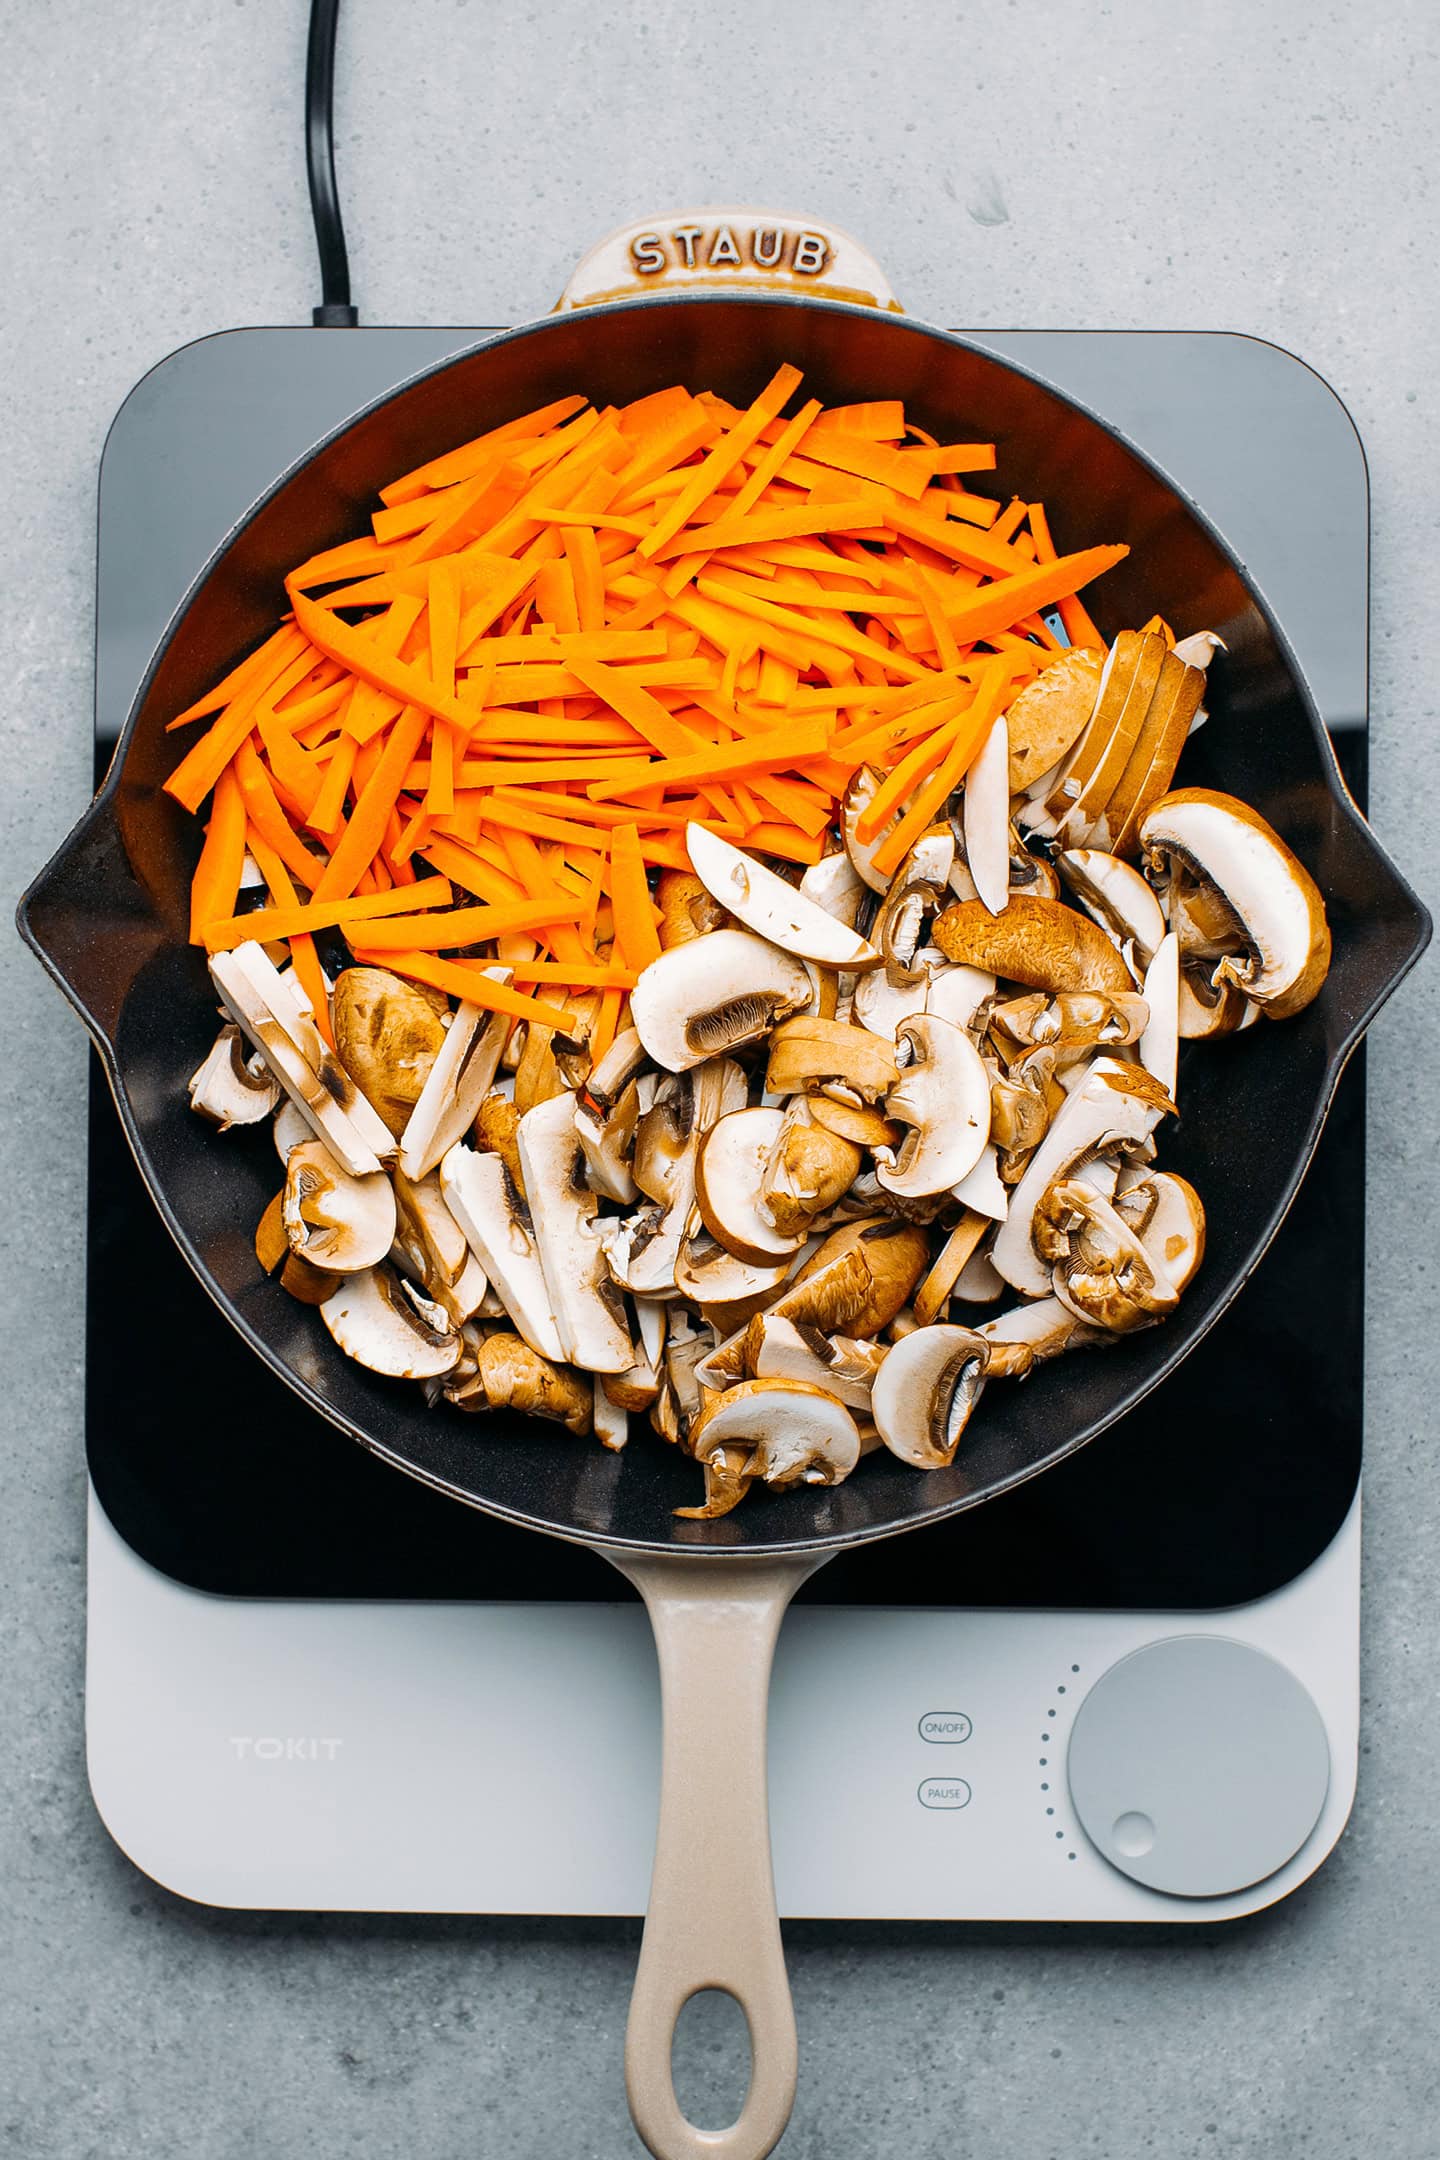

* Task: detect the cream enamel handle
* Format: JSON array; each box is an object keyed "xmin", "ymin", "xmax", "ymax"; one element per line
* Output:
[
  {"xmin": 557, "ymin": 209, "xmax": 901, "ymax": 312},
  {"xmin": 609, "ymin": 1550, "xmax": 826, "ymax": 2160}
]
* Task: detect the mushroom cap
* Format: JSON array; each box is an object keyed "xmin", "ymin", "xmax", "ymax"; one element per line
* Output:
[
  {"xmin": 764, "ymin": 1015, "xmax": 900, "ymax": 1104},
  {"xmin": 674, "ymin": 1214, "xmax": 799, "ymax": 1314},
  {"xmin": 873, "ymin": 830, "xmax": 955, "ymax": 985},
  {"xmin": 188, "ymin": 1024, "xmax": 280, "ymax": 1130},
  {"xmin": 746, "ymin": 1315, "xmax": 887, "ymax": 1410},
  {"xmin": 320, "ymin": 1264, "xmax": 462, "ymax": 1379},
  {"xmin": 759, "ymin": 1112, "xmax": 862, "ymax": 1237},
  {"xmin": 1056, "ymin": 847, "xmax": 1167, "ymax": 972},
  {"xmin": 1005, "ymin": 642, "xmax": 1105, "ymax": 792},
  {"xmin": 282, "ymin": 1140, "xmax": 397, "ymax": 1274},
  {"xmin": 629, "ymin": 928, "xmax": 812, "ymax": 1072},
  {"xmin": 686, "ymin": 824, "xmax": 880, "ymax": 970},
  {"xmin": 962, "ymin": 711, "xmax": 1012, "ymax": 916},
  {"xmin": 876, "ymin": 1015, "xmax": 991, "ymax": 1198},
  {"xmin": 931, "ymin": 894, "xmax": 1134, "ymax": 998},
  {"xmin": 1039, "ymin": 1180, "xmax": 1181, "ymax": 1333},
  {"xmin": 806, "ymin": 1095, "xmax": 902, "ymax": 1150},
  {"xmin": 693, "ymin": 1379, "xmax": 862, "ymax": 1489},
  {"xmin": 695, "ymin": 1107, "xmax": 808, "ymax": 1264},
  {"xmin": 912, "ymin": 1210, "xmax": 992, "ymax": 1326},
  {"xmin": 798, "ymin": 848, "xmax": 866, "ymax": 926},
  {"xmin": 870, "ymin": 1323, "xmax": 990, "ymax": 1469},
  {"xmin": 781, "ymin": 1217, "xmax": 930, "ymax": 1338},
  {"xmin": 655, "ymin": 867, "xmax": 727, "ymax": 948},
  {"xmin": 331, "ymin": 967, "xmax": 448, "ymax": 1139},
  {"xmin": 1139, "ymin": 788, "xmax": 1332, "ymax": 1018}
]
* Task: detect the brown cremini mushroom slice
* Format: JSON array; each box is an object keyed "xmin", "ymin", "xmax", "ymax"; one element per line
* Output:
[
  {"xmin": 805, "ymin": 1096, "xmax": 902, "ymax": 1150},
  {"xmin": 1055, "ymin": 847, "xmax": 1168, "ymax": 976},
  {"xmin": 1037, "ymin": 1179, "xmax": 1181, "ymax": 1333},
  {"xmin": 977, "ymin": 1295, "xmax": 1110, "ymax": 1377},
  {"xmin": 272, "ymin": 1098, "xmax": 312, "ymax": 1163},
  {"xmin": 673, "ymin": 1217, "xmax": 800, "ymax": 1333},
  {"xmin": 1078, "ymin": 646, "xmax": 1206, "ymax": 854},
  {"xmin": 255, "ymin": 1191, "xmax": 289, "ymax": 1275},
  {"xmin": 961, "ymin": 710, "xmax": 1011, "ymax": 916},
  {"xmin": 694, "ymin": 1107, "xmax": 808, "ymax": 1264},
  {"xmin": 764, "ymin": 1015, "xmax": 899, "ymax": 1104},
  {"xmin": 279, "ymin": 1253, "xmax": 344, "ymax": 1306},
  {"xmin": 572, "ymin": 1027, "xmax": 651, "ymax": 1205},
  {"xmin": 673, "ymin": 1442, "xmax": 758, "ymax": 1521},
  {"xmin": 439, "ymin": 1142, "xmax": 565, "ymax": 1362},
  {"xmin": 686, "ymin": 823, "xmax": 881, "ymax": 970},
  {"xmin": 331, "ymin": 966, "xmax": 449, "ymax": 1139},
  {"xmin": 188, "ymin": 1024, "xmax": 280, "ymax": 1129},
  {"xmin": 912, "ymin": 1212, "xmax": 992, "ymax": 1327},
  {"xmin": 630, "ymin": 928, "xmax": 812, "ymax": 1072},
  {"xmin": 1115, "ymin": 1168, "xmax": 1206, "ymax": 1292},
  {"xmin": 591, "ymin": 1377, "xmax": 631, "ymax": 1452},
  {"xmin": 870, "ymin": 1323, "xmax": 990, "ymax": 1469},
  {"xmin": 605, "ymin": 1060, "xmax": 748, "ymax": 1298},
  {"xmin": 758, "ymin": 1103, "xmax": 863, "ymax": 1237},
  {"xmin": 391, "ymin": 1165, "xmax": 470, "ymax": 1294},
  {"xmin": 1138, "ymin": 788, "xmax": 1332, "ymax": 1018},
  {"xmin": 1018, "ymin": 632, "xmax": 1154, "ymax": 840},
  {"xmin": 397, "ymin": 990, "xmax": 512, "ymax": 1180},
  {"xmin": 474, "ymin": 1090, "xmax": 525, "ymax": 1192},
  {"xmin": 692, "ymin": 1378, "xmax": 861, "ymax": 1491},
  {"xmin": 876, "ymin": 1015, "xmax": 992, "ymax": 1199},
  {"xmin": 1004, "ymin": 642, "xmax": 1106, "ymax": 792},
  {"xmin": 873, "ymin": 830, "xmax": 955, "ymax": 986},
  {"xmin": 517, "ymin": 1093, "xmax": 634, "ymax": 1373},
  {"xmin": 766, "ymin": 1217, "xmax": 930, "ymax": 1341},
  {"xmin": 990, "ymin": 1056, "xmax": 1175, "ymax": 1295},
  {"xmin": 283, "ymin": 1138, "xmax": 397, "ymax": 1274},
  {"xmin": 210, "ymin": 942, "xmax": 395, "ymax": 1177},
  {"xmin": 451, "ymin": 1331, "xmax": 592, "ymax": 1435},
  {"xmin": 745, "ymin": 1315, "xmax": 888, "ymax": 1411},
  {"xmin": 931, "ymin": 893, "xmax": 1134, "ymax": 998},
  {"xmin": 656, "ymin": 867, "xmax": 728, "ymax": 948},
  {"xmin": 1175, "ymin": 960, "xmax": 1252, "ymax": 1039},
  {"xmin": 951, "ymin": 1240, "xmax": 1007, "ymax": 1306},
  {"xmin": 320, "ymin": 1264, "xmax": 463, "ymax": 1380}
]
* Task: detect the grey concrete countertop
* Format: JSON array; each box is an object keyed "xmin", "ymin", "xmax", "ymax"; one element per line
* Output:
[{"xmin": 2, "ymin": 2, "xmax": 1437, "ymax": 2154}]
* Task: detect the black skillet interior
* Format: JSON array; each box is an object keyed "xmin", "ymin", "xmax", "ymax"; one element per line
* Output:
[{"xmin": 19, "ymin": 296, "xmax": 1429, "ymax": 1555}]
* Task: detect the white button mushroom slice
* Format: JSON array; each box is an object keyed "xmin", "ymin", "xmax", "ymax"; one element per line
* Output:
[
  {"xmin": 977, "ymin": 1294, "xmax": 1106, "ymax": 1376},
  {"xmin": 799, "ymin": 849, "xmax": 867, "ymax": 926},
  {"xmin": 952, "ymin": 1243, "xmax": 1006, "ymax": 1305},
  {"xmin": 912, "ymin": 1211, "xmax": 993, "ymax": 1327},
  {"xmin": 272, "ymin": 1098, "xmax": 314, "ymax": 1164},
  {"xmin": 573, "ymin": 1027, "xmax": 650, "ymax": 1204},
  {"xmin": 1172, "ymin": 630, "xmax": 1226, "ymax": 673},
  {"xmin": 924, "ymin": 962, "xmax": 996, "ymax": 1035},
  {"xmin": 842, "ymin": 766, "xmax": 905, "ymax": 895},
  {"xmin": 1138, "ymin": 788, "xmax": 1332, "ymax": 1018},
  {"xmin": 746, "ymin": 1315, "xmax": 888, "ymax": 1410},
  {"xmin": 870, "ymin": 1323, "xmax": 990, "ymax": 1469},
  {"xmin": 282, "ymin": 1139, "xmax": 396, "ymax": 1274},
  {"xmin": 605, "ymin": 1059, "xmax": 747, "ymax": 1296},
  {"xmin": 1138, "ymin": 932, "xmax": 1181, "ymax": 1100},
  {"xmin": 875, "ymin": 1015, "xmax": 991, "ymax": 1199},
  {"xmin": 439, "ymin": 1142, "xmax": 565, "ymax": 1363},
  {"xmin": 320, "ymin": 1264, "xmax": 463, "ymax": 1380},
  {"xmin": 673, "ymin": 1214, "xmax": 800, "ymax": 1318},
  {"xmin": 210, "ymin": 942, "xmax": 392, "ymax": 1177},
  {"xmin": 693, "ymin": 1379, "xmax": 861, "ymax": 1491},
  {"xmin": 433, "ymin": 1250, "xmax": 490, "ymax": 1327},
  {"xmin": 592, "ymin": 1376, "xmax": 630, "ymax": 1452},
  {"xmin": 1037, "ymin": 1180, "xmax": 1181, "ymax": 1333},
  {"xmin": 949, "ymin": 1145, "xmax": 1009, "ymax": 1222},
  {"xmin": 391, "ymin": 1166, "xmax": 470, "ymax": 1292},
  {"xmin": 873, "ymin": 830, "xmax": 955, "ymax": 985},
  {"xmin": 1055, "ymin": 848, "xmax": 1167, "ymax": 975},
  {"xmin": 187, "ymin": 1024, "xmax": 281, "ymax": 1129},
  {"xmin": 397, "ymin": 989, "xmax": 512, "ymax": 1181},
  {"xmin": 852, "ymin": 959, "xmax": 934, "ymax": 1042},
  {"xmin": 685, "ymin": 824, "xmax": 881, "ymax": 970},
  {"xmin": 962, "ymin": 710, "xmax": 1011, "ymax": 916},
  {"xmin": 990, "ymin": 1056, "xmax": 1174, "ymax": 1296},
  {"xmin": 694, "ymin": 1107, "xmax": 808, "ymax": 1266},
  {"xmin": 516, "ymin": 1093, "xmax": 634, "ymax": 1375},
  {"xmin": 629, "ymin": 928, "xmax": 812, "ymax": 1073}
]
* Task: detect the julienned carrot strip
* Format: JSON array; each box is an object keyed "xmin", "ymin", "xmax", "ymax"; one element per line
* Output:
[
  {"xmin": 589, "ymin": 986, "xmax": 624, "ymax": 1069},
  {"xmin": 188, "ymin": 766, "xmax": 248, "ymax": 943},
  {"xmin": 286, "ymin": 536, "xmax": 394, "ymax": 590},
  {"xmin": 163, "ymin": 629, "xmax": 312, "ymax": 811},
  {"xmin": 233, "ymin": 740, "xmax": 325, "ymax": 890},
  {"xmin": 871, "ymin": 662, "xmax": 1011, "ymax": 878},
  {"xmin": 419, "ymin": 835, "xmax": 525, "ymax": 905},
  {"xmin": 562, "ymin": 523, "xmax": 607, "ymax": 633},
  {"xmin": 292, "ymin": 590, "xmax": 478, "ymax": 733},
  {"xmin": 508, "ymin": 961, "xmax": 638, "ymax": 988},
  {"xmin": 564, "ymin": 657, "xmax": 705, "ymax": 758},
  {"xmin": 695, "ymin": 574, "xmax": 930, "ymax": 683},
  {"xmin": 853, "ymin": 696, "xmax": 975, "ymax": 840},
  {"xmin": 724, "ymin": 398, "xmax": 822, "ymax": 526},
  {"xmin": 608, "ymin": 825, "xmax": 663, "ymax": 972},
  {"xmin": 379, "ymin": 396, "xmax": 590, "ymax": 505},
  {"xmin": 336, "ymin": 898, "xmax": 590, "ymax": 952},
  {"xmin": 348, "ymin": 946, "xmax": 576, "ymax": 1031},
  {"xmin": 585, "ymin": 716, "xmax": 829, "ymax": 802},
  {"xmin": 650, "ymin": 493, "xmax": 888, "ymax": 562},
  {"xmin": 940, "ymin": 545, "xmax": 1128, "ymax": 647},
  {"xmin": 806, "ymin": 400, "xmax": 907, "ymax": 442},
  {"xmin": 931, "ymin": 443, "xmax": 998, "ymax": 473},
  {"xmin": 313, "ymin": 702, "xmax": 431, "ymax": 902},
  {"xmin": 168, "ymin": 625, "xmax": 299, "ymax": 731},
  {"xmin": 789, "ymin": 432, "xmax": 936, "ymax": 499},
  {"xmin": 638, "ymin": 363, "xmax": 803, "ymax": 559},
  {"xmin": 202, "ymin": 876, "xmax": 455, "ymax": 951}
]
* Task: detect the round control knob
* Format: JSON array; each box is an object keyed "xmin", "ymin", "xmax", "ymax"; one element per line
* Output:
[{"xmin": 1067, "ymin": 1636, "xmax": 1330, "ymax": 1898}]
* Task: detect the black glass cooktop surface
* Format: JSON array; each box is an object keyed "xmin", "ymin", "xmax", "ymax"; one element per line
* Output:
[{"xmin": 85, "ymin": 326, "xmax": 1369, "ymax": 1610}]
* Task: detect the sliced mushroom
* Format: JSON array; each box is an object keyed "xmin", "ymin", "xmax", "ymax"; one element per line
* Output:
[
  {"xmin": 692, "ymin": 1379, "xmax": 861, "ymax": 1490},
  {"xmin": 991, "ymin": 989, "xmax": 1150, "ymax": 1061},
  {"xmin": 931, "ymin": 894, "xmax": 1134, "ymax": 998},
  {"xmin": 279, "ymin": 1253, "xmax": 344, "ymax": 1306},
  {"xmin": 1082, "ymin": 646, "xmax": 1207, "ymax": 855},
  {"xmin": 977, "ymin": 1295, "xmax": 1109, "ymax": 1377},
  {"xmin": 1138, "ymin": 789, "xmax": 1331, "ymax": 1018},
  {"xmin": 924, "ymin": 963, "xmax": 997, "ymax": 1035},
  {"xmin": 758, "ymin": 1103, "xmax": 862, "ymax": 1238},
  {"xmin": 746, "ymin": 1315, "xmax": 888, "ymax": 1411},
  {"xmin": 842, "ymin": 766, "xmax": 905, "ymax": 894},
  {"xmin": 873, "ymin": 830, "xmax": 954, "ymax": 986},
  {"xmin": 912, "ymin": 1212, "xmax": 992, "ymax": 1327},
  {"xmin": 331, "ymin": 966, "xmax": 449, "ymax": 1139},
  {"xmin": 1173, "ymin": 630, "xmax": 1225, "ymax": 672},
  {"xmin": 454, "ymin": 1331, "xmax": 592, "ymax": 1435},
  {"xmin": 798, "ymin": 848, "xmax": 867, "ymax": 927},
  {"xmin": 657, "ymin": 868, "xmax": 727, "ymax": 948},
  {"xmin": 255, "ymin": 1190, "xmax": 289, "ymax": 1275},
  {"xmin": 806, "ymin": 1095, "xmax": 902, "ymax": 1150},
  {"xmin": 1056, "ymin": 847, "xmax": 1168, "ymax": 975},
  {"xmin": 990, "ymin": 1056, "xmax": 1175, "ymax": 1295},
  {"xmin": 1020, "ymin": 632, "xmax": 1156, "ymax": 840},
  {"xmin": 764, "ymin": 1016, "xmax": 899, "ymax": 1104},
  {"xmin": 1115, "ymin": 1168, "xmax": 1206, "ymax": 1292},
  {"xmin": 875, "ymin": 1015, "xmax": 991, "ymax": 1199},
  {"xmin": 188, "ymin": 1024, "xmax": 280, "ymax": 1129},
  {"xmin": 397, "ymin": 993, "xmax": 511, "ymax": 1180},
  {"xmin": 1004, "ymin": 642, "xmax": 1105, "ymax": 792},
  {"xmin": 283, "ymin": 1139, "xmax": 396, "ymax": 1274},
  {"xmin": 1138, "ymin": 932, "xmax": 1180, "ymax": 1099},
  {"xmin": 763, "ymin": 1217, "xmax": 931, "ymax": 1342},
  {"xmin": 686, "ymin": 823, "xmax": 880, "ymax": 970},
  {"xmin": 391, "ymin": 1166, "xmax": 470, "ymax": 1293},
  {"xmin": 989, "ymin": 1047, "xmax": 1062, "ymax": 1185},
  {"xmin": 474, "ymin": 1090, "xmax": 525, "ymax": 1192},
  {"xmin": 870, "ymin": 1323, "xmax": 990, "ymax": 1468},
  {"xmin": 439, "ymin": 1142, "xmax": 565, "ymax": 1362},
  {"xmin": 321, "ymin": 1264, "xmax": 462, "ymax": 1380},
  {"xmin": 961, "ymin": 711, "xmax": 1011, "ymax": 915},
  {"xmin": 210, "ymin": 942, "xmax": 394, "ymax": 1177},
  {"xmin": 430, "ymin": 1250, "xmax": 491, "ymax": 1328},
  {"xmin": 950, "ymin": 1144, "xmax": 1009, "ymax": 1222},
  {"xmin": 573, "ymin": 1028, "xmax": 651, "ymax": 1204},
  {"xmin": 674, "ymin": 1215, "xmax": 800, "ymax": 1334},
  {"xmin": 673, "ymin": 1442, "xmax": 757, "ymax": 1521},
  {"xmin": 1175, "ymin": 960, "xmax": 1252, "ymax": 1038},
  {"xmin": 952, "ymin": 1243, "xmax": 1007, "ymax": 1305},
  {"xmin": 272, "ymin": 1098, "xmax": 312, "ymax": 1163},
  {"xmin": 517, "ymin": 1093, "xmax": 634, "ymax": 1373},
  {"xmin": 589, "ymin": 1377, "xmax": 629, "ymax": 1452},
  {"xmin": 630, "ymin": 928, "xmax": 812, "ymax": 1072},
  {"xmin": 606, "ymin": 1059, "xmax": 747, "ymax": 1298},
  {"xmin": 1037, "ymin": 1179, "xmax": 1181, "ymax": 1332}
]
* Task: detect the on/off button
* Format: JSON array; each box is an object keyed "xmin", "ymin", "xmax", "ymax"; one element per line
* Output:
[{"xmin": 919, "ymin": 1711, "xmax": 972, "ymax": 1744}]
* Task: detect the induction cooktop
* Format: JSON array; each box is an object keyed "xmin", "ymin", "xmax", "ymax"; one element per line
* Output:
[{"xmin": 83, "ymin": 325, "xmax": 1368, "ymax": 1918}]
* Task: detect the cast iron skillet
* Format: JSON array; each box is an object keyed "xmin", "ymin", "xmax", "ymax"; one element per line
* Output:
[{"xmin": 17, "ymin": 243, "xmax": 1429, "ymax": 2160}]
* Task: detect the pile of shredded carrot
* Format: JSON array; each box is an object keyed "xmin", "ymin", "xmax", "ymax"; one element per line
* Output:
[{"xmin": 167, "ymin": 365, "xmax": 1126, "ymax": 1062}]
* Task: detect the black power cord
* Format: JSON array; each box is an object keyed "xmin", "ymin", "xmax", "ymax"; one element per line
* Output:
[{"xmin": 306, "ymin": 0, "xmax": 358, "ymax": 325}]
